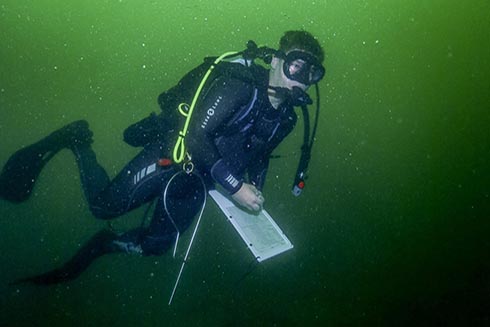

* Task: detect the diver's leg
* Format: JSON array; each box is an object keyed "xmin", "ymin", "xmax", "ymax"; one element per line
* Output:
[
  {"xmin": 117, "ymin": 194, "xmax": 178, "ymax": 256},
  {"xmin": 12, "ymin": 166, "xmax": 206, "ymax": 285},
  {"xmin": 70, "ymin": 143, "xmax": 111, "ymax": 210},
  {"xmin": 0, "ymin": 120, "xmax": 93, "ymax": 202},
  {"xmin": 74, "ymin": 142, "xmax": 176, "ymax": 220},
  {"xmin": 10, "ymin": 176, "xmax": 192, "ymax": 286},
  {"xmin": 113, "ymin": 172, "xmax": 207, "ymax": 256}
]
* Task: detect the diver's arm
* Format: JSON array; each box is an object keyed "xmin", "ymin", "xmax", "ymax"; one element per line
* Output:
[{"xmin": 187, "ymin": 76, "xmax": 254, "ymax": 194}]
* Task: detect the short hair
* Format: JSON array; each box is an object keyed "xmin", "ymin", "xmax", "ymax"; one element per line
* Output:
[{"xmin": 279, "ymin": 30, "xmax": 325, "ymax": 63}]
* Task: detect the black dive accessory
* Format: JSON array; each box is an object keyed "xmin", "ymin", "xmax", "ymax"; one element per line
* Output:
[
  {"xmin": 275, "ymin": 50, "xmax": 325, "ymax": 86},
  {"xmin": 291, "ymin": 83, "xmax": 321, "ymax": 196}
]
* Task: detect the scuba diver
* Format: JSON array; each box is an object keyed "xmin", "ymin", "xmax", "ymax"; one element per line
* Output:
[{"xmin": 1, "ymin": 30, "xmax": 325, "ymax": 285}]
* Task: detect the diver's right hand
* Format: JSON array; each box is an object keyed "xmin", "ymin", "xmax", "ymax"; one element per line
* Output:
[{"xmin": 231, "ymin": 183, "xmax": 265, "ymax": 212}]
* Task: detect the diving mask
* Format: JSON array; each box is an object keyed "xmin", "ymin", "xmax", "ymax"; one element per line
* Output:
[{"xmin": 275, "ymin": 50, "xmax": 325, "ymax": 85}]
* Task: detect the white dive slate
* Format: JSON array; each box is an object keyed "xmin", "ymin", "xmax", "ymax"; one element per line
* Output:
[{"xmin": 209, "ymin": 189, "xmax": 293, "ymax": 262}]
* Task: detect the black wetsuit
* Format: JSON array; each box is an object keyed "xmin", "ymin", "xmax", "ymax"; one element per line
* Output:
[{"xmin": 11, "ymin": 62, "xmax": 297, "ymax": 284}]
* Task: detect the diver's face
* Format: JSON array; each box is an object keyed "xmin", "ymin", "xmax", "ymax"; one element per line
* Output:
[
  {"xmin": 270, "ymin": 48, "xmax": 325, "ymax": 90},
  {"xmin": 269, "ymin": 55, "xmax": 309, "ymax": 91}
]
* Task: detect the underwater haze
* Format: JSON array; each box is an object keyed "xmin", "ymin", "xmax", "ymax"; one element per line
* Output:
[{"xmin": 1, "ymin": 0, "xmax": 489, "ymax": 325}]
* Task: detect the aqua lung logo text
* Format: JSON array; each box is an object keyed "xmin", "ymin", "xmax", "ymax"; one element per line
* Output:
[{"xmin": 201, "ymin": 96, "xmax": 222, "ymax": 129}]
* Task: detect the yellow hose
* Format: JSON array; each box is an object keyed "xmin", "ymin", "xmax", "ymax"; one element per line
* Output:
[{"xmin": 172, "ymin": 51, "xmax": 239, "ymax": 163}]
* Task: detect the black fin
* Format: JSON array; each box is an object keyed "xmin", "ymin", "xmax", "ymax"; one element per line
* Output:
[
  {"xmin": 0, "ymin": 144, "xmax": 54, "ymax": 202},
  {"xmin": 0, "ymin": 120, "xmax": 92, "ymax": 202}
]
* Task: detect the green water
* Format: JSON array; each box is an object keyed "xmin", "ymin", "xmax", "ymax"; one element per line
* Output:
[{"xmin": 1, "ymin": 0, "xmax": 489, "ymax": 325}]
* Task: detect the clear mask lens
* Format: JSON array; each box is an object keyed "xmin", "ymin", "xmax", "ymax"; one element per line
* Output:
[{"xmin": 279, "ymin": 51, "xmax": 325, "ymax": 85}]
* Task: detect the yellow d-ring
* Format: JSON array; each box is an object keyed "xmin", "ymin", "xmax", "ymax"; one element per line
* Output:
[{"xmin": 178, "ymin": 103, "xmax": 190, "ymax": 116}]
